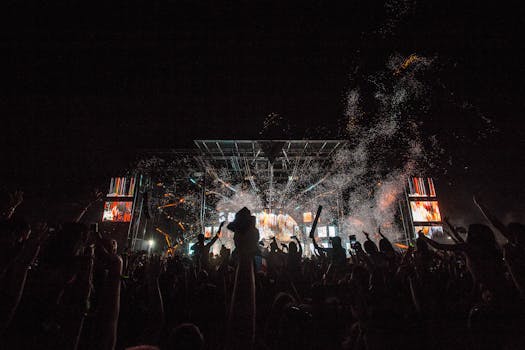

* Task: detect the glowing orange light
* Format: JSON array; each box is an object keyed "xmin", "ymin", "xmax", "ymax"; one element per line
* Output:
[
  {"xmin": 394, "ymin": 54, "xmax": 421, "ymax": 75},
  {"xmin": 303, "ymin": 212, "xmax": 313, "ymax": 223},
  {"xmin": 394, "ymin": 243, "xmax": 409, "ymax": 250}
]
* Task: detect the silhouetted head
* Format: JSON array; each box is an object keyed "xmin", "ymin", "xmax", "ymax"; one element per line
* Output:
[
  {"xmin": 168, "ymin": 323, "xmax": 204, "ymax": 350},
  {"xmin": 331, "ymin": 236, "xmax": 342, "ymax": 248},
  {"xmin": 466, "ymin": 224, "xmax": 496, "ymax": 248},
  {"xmin": 227, "ymin": 207, "xmax": 253, "ymax": 233},
  {"xmin": 103, "ymin": 238, "xmax": 118, "ymax": 255},
  {"xmin": 363, "ymin": 239, "xmax": 378, "ymax": 254},
  {"xmin": 416, "ymin": 233, "xmax": 429, "ymax": 254},
  {"xmin": 379, "ymin": 238, "xmax": 394, "ymax": 254},
  {"xmin": 289, "ymin": 241, "xmax": 298, "ymax": 254},
  {"xmin": 197, "ymin": 233, "xmax": 204, "ymax": 243}
]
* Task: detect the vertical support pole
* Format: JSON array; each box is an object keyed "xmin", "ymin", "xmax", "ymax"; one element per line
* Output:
[
  {"xmin": 200, "ymin": 170, "xmax": 206, "ymax": 236},
  {"xmin": 127, "ymin": 174, "xmax": 141, "ymax": 250}
]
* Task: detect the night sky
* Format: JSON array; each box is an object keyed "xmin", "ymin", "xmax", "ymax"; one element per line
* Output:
[{"xmin": 2, "ymin": 1, "xmax": 525, "ymax": 223}]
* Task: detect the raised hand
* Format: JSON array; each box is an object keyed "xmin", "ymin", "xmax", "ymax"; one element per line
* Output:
[
  {"xmin": 216, "ymin": 221, "xmax": 226, "ymax": 237},
  {"xmin": 473, "ymin": 193, "xmax": 512, "ymax": 242}
]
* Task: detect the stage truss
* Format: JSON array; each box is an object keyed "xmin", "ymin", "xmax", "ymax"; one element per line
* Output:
[{"xmin": 130, "ymin": 140, "xmax": 348, "ymax": 254}]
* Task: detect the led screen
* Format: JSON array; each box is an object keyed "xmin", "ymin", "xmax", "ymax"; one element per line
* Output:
[
  {"xmin": 303, "ymin": 212, "xmax": 313, "ymax": 223},
  {"xmin": 410, "ymin": 201, "xmax": 441, "ymax": 222},
  {"xmin": 414, "ymin": 225, "xmax": 444, "ymax": 239},
  {"xmin": 317, "ymin": 226, "xmax": 327, "ymax": 237},
  {"xmin": 102, "ymin": 201, "xmax": 133, "ymax": 222},
  {"xmin": 108, "ymin": 177, "xmax": 136, "ymax": 197},
  {"xmin": 408, "ymin": 177, "xmax": 437, "ymax": 197},
  {"xmin": 204, "ymin": 226, "xmax": 212, "ymax": 238}
]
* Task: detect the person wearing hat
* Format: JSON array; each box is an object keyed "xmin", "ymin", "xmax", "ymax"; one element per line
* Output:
[
  {"xmin": 227, "ymin": 207, "xmax": 260, "ymax": 257},
  {"xmin": 226, "ymin": 207, "xmax": 259, "ymax": 349}
]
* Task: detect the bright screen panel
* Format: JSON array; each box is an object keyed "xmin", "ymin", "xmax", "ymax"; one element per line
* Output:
[
  {"xmin": 414, "ymin": 225, "xmax": 444, "ymax": 239},
  {"xmin": 102, "ymin": 201, "xmax": 133, "ymax": 222},
  {"xmin": 410, "ymin": 201, "xmax": 441, "ymax": 222},
  {"xmin": 108, "ymin": 177, "xmax": 136, "ymax": 197},
  {"xmin": 303, "ymin": 212, "xmax": 313, "ymax": 223}
]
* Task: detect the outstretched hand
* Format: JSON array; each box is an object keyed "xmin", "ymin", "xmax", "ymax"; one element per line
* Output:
[{"xmin": 215, "ymin": 221, "xmax": 225, "ymax": 238}]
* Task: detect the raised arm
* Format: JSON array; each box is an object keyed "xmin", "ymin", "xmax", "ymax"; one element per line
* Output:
[
  {"xmin": 205, "ymin": 235, "xmax": 219, "ymax": 249},
  {"xmin": 420, "ymin": 233, "xmax": 465, "ymax": 252},
  {"xmin": 474, "ymin": 195, "xmax": 513, "ymax": 242},
  {"xmin": 0, "ymin": 224, "xmax": 47, "ymax": 333},
  {"xmin": 312, "ymin": 238, "xmax": 330, "ymax": 253},
  {"xmin": 205, "ymin": 221, "xmax": 225, "ymax": 249},
  {"xmin": 443, "ymin": 217, "xmax": 465, "ymax": 243},
  {"xmin": 141, "ymin": 255, "xmax": 165, "ymax": 344},
  {"xmin": 93, "ymin": 252, "xmax": 123, "ymax": 350},
  {"xmin": 294, "ymin": 236, "xmax": 303, "ymax": 256},
  {"xmin": 74, "ymin": 191, "xmax": 103, "ymax": 223}
]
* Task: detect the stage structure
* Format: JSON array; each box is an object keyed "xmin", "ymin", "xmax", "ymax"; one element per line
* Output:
[
  {"xmin": 99, "ymin": 175, "xmax": 145, "ymax": 251},
  {"xmin": 193, "ymin": 140, "xmax": 346, "ymax": 255},
  {"xmin": 126, "ymin": 140, "xmax": 347, "ymax": 256},
  {"xmin": 118, "ymin": 142, "xmax": 438, "ymax": 256},
  {"xmin": 400, "ymin": 176, "xmax": 444, "ymax": 242}
]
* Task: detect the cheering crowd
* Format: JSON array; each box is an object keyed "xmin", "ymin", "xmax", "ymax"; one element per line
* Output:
[{"xmin": 1, "ymin": 190, "xmax": 525, "ymax": 350}]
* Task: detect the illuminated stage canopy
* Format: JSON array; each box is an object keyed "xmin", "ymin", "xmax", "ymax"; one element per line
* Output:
[
  {"xmin": 129, "ymin": 140, "xmax": 347, "ymax": 252},
  {"xmin": 194, "ymin": 140, "xmax": 344, "ymax": 182}
]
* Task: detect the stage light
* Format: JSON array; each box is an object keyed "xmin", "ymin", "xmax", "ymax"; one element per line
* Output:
[{"xmin": 148, "ymin": 239, "xmax": 155, "ymax": 247}]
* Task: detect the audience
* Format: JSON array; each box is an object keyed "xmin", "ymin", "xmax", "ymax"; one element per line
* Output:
[{"xmin": 1, "ymin": 189, "xmax": 525, "ymax": 349}]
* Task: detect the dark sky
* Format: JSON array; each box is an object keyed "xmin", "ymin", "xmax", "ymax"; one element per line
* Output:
[{"xmin": 1, "ymin": 1, "xmax": 525, "ymax": 222}]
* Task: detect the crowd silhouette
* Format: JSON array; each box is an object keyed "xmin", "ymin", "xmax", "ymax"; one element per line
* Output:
[{"xmin": 1, "ymin": 189, "xmax": 525, "ymax": 349}]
